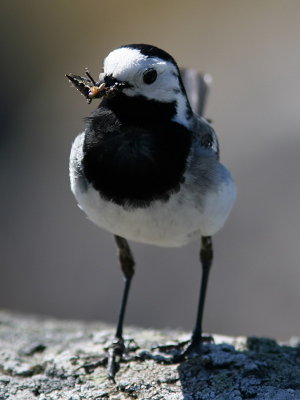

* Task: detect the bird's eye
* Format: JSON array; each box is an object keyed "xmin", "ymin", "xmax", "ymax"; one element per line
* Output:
[{"xmin": 143, "ymin": 68, "xmax": 157, "ymax": 84}]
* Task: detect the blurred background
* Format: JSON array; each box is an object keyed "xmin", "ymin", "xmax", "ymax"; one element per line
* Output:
[{"xmin": 0, "ymin": 0, "xmax": 299, "ymax": 341}]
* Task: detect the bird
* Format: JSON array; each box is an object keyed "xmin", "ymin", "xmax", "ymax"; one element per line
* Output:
[{"xmin": 67, "ymin": 43, "xmax": 236, "ymax": 379}]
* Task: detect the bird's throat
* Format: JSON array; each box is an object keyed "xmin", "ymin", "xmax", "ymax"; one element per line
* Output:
[{"xmin": 101, "ymin": 93, "xmax": 177, "ymax": 126}]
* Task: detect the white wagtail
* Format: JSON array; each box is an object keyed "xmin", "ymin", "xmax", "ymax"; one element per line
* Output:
[{"xmin": 67, "ymin": 44, "xmax": 236, "ymax": 378}]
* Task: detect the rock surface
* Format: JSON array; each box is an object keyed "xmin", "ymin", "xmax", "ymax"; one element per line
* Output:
[{"xmin": 0, "ymin": 310, "xmax": 300, "ymax": 400}]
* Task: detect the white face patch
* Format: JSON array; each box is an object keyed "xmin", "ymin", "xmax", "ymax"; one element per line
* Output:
[{"xmin": 102, "ymin": 47, "xmax": 191, "ymax": 127}]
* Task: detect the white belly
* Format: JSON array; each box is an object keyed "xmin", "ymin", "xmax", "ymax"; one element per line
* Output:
[
  {"xmin": 72, "ymin": 178, "xmax": 235, "ymax": 247},
  {"xmin": 70, "ymin": 133, "xmax": 236, "ymax": 247}
]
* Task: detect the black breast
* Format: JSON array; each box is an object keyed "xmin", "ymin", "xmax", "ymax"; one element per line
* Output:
[{"xmin": 82, "ymin": 103, "xmax": 191, "ymax": 207}]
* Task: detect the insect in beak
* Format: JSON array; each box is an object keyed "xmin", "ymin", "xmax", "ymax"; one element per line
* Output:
[
  {"xmin": 66, "ymin": 69, "xmax": 131, "ymax": 103},
  {"xmin": 66, "ymin": 69, "xmax": 106, "ymax": 104}
]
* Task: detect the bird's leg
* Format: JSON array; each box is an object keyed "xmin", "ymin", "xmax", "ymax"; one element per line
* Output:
[
  {"xmin": 185, "ymin": 236, "xmax": 213, "ymax": 355},
  {"xmin": 107, "ymin": 235, "xmax": 135, "ymax": 380},
  {"xmin": 152, "ymin": 236, "xmax": 213, "ymax": 362}
]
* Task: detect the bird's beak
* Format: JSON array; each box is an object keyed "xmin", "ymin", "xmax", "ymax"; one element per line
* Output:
[
  {"xmin": 101, "ymin": 76, "xmax": 130, "ymax": 96},
  {"xmin": 87, "ymin": 78, "xmax": 130, "ymax": 101}
]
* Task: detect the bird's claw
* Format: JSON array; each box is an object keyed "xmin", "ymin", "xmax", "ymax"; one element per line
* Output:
[
  {"xmin": 107, "ymin": 337, "xmax": 125, "ymax": 381},
  {"xmin": 150, "ymin": 335, "xmax": 214, "ymax": 363},
  {"xmin": 176, "ymin": 334, "xmax": 214, "ymax": 361}
]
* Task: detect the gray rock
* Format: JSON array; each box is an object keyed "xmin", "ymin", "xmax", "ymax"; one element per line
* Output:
[{"xmin": 0, "ymin": 310, "xmax": 300, "ymax": 400}]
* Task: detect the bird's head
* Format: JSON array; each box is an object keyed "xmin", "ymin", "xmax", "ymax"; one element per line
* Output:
[{"xmin": 98, "ymin": 44, "xmax": 192, "ymax": 125}]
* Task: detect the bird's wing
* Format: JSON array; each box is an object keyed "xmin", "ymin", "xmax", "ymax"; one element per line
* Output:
[{"xmin": 191, "ymin": 115, "xmax": 220, "ymax": 158}]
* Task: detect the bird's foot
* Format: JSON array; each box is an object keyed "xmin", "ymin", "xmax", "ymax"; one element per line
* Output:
[
  {"xmin": 106, "ymin": 337, "xmax": 138, "ymax": 381},
  {"xmin": 106, "ymin": 337, "xmax": 125, "ymax": 381},
  {"xmin": 151, "ymin": 335, "xmax": 214, "ymax": 363},
  {"xmin": 183, "ymin": 334, "xmax": 214, "ymax": 357}
]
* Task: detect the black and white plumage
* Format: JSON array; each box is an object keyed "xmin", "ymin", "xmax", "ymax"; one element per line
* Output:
[{"xmin": 68, "ymin": 44, "xmax": 236, "ymax": 378}]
